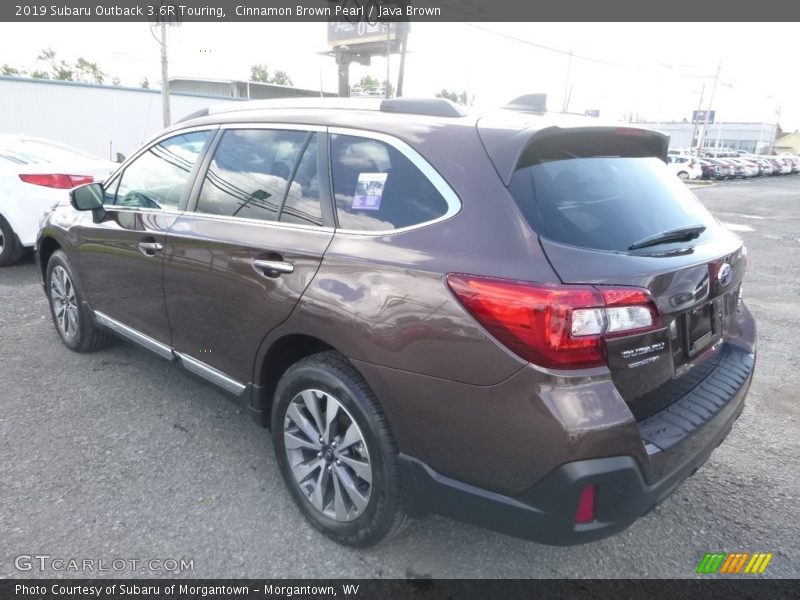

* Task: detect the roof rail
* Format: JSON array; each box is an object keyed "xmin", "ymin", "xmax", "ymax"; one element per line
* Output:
[
  {"xmin": 176, "ymin": 96, "xmax": 468, "ymax": 123},
  {"xmin": 379, "ymin": 97, "xmax": 467, "ymax": 118}
]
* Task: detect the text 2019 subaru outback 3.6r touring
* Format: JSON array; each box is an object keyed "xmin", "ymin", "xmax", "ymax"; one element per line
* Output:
[{"xmin": 36, "ymin": 97, "xmax": 755, "ymax": 547}]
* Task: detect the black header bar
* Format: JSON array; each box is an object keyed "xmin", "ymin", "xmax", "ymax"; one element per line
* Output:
[{"xmin": 3, "ymin": 0, "xmax": 800, "ymax": 22}]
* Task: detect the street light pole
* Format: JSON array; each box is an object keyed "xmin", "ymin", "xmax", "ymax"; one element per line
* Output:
[
  {"xmin": 696, "ymin": 61, "xmax": 721, "ymax": 154},
  {"xmin": 690, "ymin": 83, "xmax": 705, "ymax": 149},
  {"xmin": 159, "ymin": 22, "xmax": 171, "ymax": 127}
]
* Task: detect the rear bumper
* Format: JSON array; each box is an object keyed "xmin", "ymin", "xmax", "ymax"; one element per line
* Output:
[{"xmin": 398, "ymin": 344, "xmax": 754, "ymax": 545}]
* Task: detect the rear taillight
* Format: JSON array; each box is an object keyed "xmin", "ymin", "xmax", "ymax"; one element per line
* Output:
[
  {"xmin": 446, "ymin": 274, "xmax": 661, "ymax": 370},
  {"xmin": 18, "ymin": 174, "xmax": 94, "ymax": 189}
]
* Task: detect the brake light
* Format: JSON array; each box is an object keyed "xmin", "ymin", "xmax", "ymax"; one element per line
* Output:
[
  {"xmin": 446, "ymin": 274, "xmax": 661, "ymax": 369},
  {"xmin": 575, "ymin": 485, "xmax": 596, "ymax": 524},
  {"xmin": 18, "ymin": 174, "xmax": 94, "ymax": 189},
  {"xmin": 614, "ymin": 127, "xmax": 645, "ymax": 137}
]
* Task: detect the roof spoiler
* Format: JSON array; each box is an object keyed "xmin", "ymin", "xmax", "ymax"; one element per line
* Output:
[
  {"xmin": 504, "ymin": 94, "xmax": 547, "ymax": 113},
  {"xmin": 380, "ymin": 97, "xmax": 467, "ymax": 118}
]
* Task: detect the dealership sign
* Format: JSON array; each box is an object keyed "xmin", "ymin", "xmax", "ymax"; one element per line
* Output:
[
  {"xmin": 327, "ymin": 21, "xmax": 397, "ymax": 47},
  {"xmin": 692, "ymin": 110, "xmax": 716, "ymax": 124}
]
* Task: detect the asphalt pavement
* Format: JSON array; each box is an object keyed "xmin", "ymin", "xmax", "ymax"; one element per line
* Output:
[{"xmin": 1, "ymin": 176, "xmax": 798, "ymax": 578}]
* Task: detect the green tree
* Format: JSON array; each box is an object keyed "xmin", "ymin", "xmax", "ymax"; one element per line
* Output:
[
  {"xmin": 249, "ymin": 64, "xmax": 294, "ymax": 86},
  {"xmin": 75, "ymin": 57, "xmax": 106, "ymax": 84},
  {"xmin": 250, "ymin": 64, "xmax": 269, "ymax": 83},
  {"xmin": 3, "ymin": 49, "xmax": 120, "ymax": 85},
  {"xmin": 37, "ymin": 48, "xmax": 74, "ymax": 81},
  {"xmin": 270, "ymin": 70, "xmax": 293, "ymax": 86},
  {"xmin": 140, "ymin": 76, "xmax": 150, "ymax": 89},
  {"xmin": 435, "ymin": 88, "xmax": 473, "ymax": 106},
  {"xmin": 2, "ymin": 64, "xmax": 25, "ymax": 76}
]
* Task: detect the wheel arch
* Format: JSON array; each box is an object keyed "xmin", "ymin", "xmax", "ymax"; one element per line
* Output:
[
  {"xmin": 253, "ymin": 332, "xmax": 339, "ymax": 429},
  {"xmin": 38, "ymin": 236, "xmax": 62, "ymax": 283}
]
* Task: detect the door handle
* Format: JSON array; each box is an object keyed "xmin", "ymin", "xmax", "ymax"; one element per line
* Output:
[
  {"xmin": 138, "ymin": 241, "xmax": 163, "ymax": 256},
  {"xmin": 253, "ymin": 259, "xmax": 294, "ymax": 276}
]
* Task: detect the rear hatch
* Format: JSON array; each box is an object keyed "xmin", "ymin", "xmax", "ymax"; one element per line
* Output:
[{"xmin": 496, "ymin": 124, "xmax": 746, "ymax": 420}]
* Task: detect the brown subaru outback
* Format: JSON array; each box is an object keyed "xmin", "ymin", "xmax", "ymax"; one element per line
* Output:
[{"xmin": 36, "ymin": 97, "xmax": 755, "ymax": 547}]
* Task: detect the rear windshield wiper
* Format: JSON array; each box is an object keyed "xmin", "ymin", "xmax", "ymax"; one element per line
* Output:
[{"xmin": 628, "ymin": 224, "xmax": 706, "ymax": 251}]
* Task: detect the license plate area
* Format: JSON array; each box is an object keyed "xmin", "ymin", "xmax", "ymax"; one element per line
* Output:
[{"xmin": 683, "ymin": 300, "xmax": 719, "ymax": 358}]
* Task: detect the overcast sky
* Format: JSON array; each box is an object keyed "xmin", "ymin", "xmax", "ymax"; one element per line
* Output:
[{"xmin": 1, "ymin": 22, "xmax": 797, "ymax": 130}]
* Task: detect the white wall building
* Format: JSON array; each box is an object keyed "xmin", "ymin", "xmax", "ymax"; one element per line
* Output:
[
  {"xmin": 0, "ymin": 76, "xmax": 269, "ymax": 161},
  {"xmin": 640, "ymin": 121, "xmax": 779, "ymax": 154}
]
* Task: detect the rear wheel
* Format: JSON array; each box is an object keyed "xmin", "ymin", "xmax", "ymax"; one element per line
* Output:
[
  {"xmin": 0, "ymin": 216, "xmax": 23, "ymax": 267},
  {"xmin": 46, "ymin": 250, "xmax": 113, "ymax": 352},
  {"xmin": 272, "ymin": 351, "xmax": 408, "ymax": 547},
  {"xmin": 677, "ymin": 171, "xmax": 689, "ymax": 181}
]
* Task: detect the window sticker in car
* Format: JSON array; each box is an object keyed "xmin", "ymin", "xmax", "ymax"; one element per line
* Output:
[{"xmin": 352, "ymin": 173, "xmax": 387, "ymax": 211}]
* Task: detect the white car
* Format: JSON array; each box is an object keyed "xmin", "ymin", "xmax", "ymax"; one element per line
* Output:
[
  {"xmin": 667, "ymin": 154, "xmax": 703, "ymax": 181},
  {"xmin": 0, "ymin": 135, "xmax": 116, "ymax": 266}
]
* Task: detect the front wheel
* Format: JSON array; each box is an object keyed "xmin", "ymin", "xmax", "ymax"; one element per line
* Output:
[
  {"xmin": 678, "ymin": 171, "xmax": 689, "ymax": 181},
  {"xmin": 46, "ymin": 250, "xmax": 113, "ymax": 352},
  {"xmin": 272, "ymin": 351, "xmax": 408, "ymax": 547}
]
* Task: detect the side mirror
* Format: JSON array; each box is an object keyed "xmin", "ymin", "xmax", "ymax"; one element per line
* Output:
[
  {"xmin": 70, "ymin": 182, "xmax": 104, "ymax": 210},
  {"xmin": 70, "ymin": 182, "xmax": 105, "ymax": 222}
]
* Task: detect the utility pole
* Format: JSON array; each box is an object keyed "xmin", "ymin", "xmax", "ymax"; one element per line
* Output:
[
  {"xmin": 562, "ymin": 50, "xmax": 573, "ymax": 113},
  {"xmin": 160, "ymin": 22, "xmax": 171, "ymax": 127},
  {"xmin": 385, "ymin": 23, "xmax": 391, "ymax": 99},
  {"xmin": 696, "ymin": 61, "xmax": 721, "ymax": 154},
  {"xmin": 396, "ymin": 23, "xmax": 409, "ymax": 97}
]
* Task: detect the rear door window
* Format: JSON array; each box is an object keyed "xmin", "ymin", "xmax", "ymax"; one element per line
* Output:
[
  {"xmin": 330, "ymin": 134, "xmax": 449, "ymax": 231},
  {"xmin": 508, "ymin": 153, "xmax": 721, "ymax": 253}
]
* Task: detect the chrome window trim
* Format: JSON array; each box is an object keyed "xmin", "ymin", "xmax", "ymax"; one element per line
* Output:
[
  {"xmin": 102, "ymin": 124, "xmax": 220, "ymax": 186},
  {"xmin": 170, "ymin": 210, "xmax": 334, "ymax": 234},
  {"xmin": 174, "ymin": 352, "xmax": 247, "ymax": 396},
  {"xmin": 327, "ymin": 126, "xmax": 463, "ymax": 236},
  {"xmin": 94, "ymin": 311, "xmax": 173, "ymax": 360},
  {"xmin": 219, "ymin": 122, "xmax": 327, "ymax": 133}
]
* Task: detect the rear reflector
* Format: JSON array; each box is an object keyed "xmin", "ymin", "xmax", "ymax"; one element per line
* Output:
[
  {"xmin": 19, "ymin": 174, "xmax": 94, "ymax": 189},
  {"xmin": 575, "ymin": 485, "xmax": 596, "ymax": 524},
  {"xmin": 446, "ymin": 274, "xmax": 660, "ymax": 369}
]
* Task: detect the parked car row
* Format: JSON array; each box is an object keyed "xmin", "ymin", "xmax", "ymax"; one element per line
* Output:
[
  {"xmin": 668, "ymin": 148, "xmax": 800, "ymax": 181},
  {"xmin": 698, "ymin": 155, "xmax": 799, "ymax": 180}
]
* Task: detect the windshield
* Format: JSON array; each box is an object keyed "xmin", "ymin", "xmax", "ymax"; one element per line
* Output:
[{"xmin": 508, "ymin": 156, "xmax": 721, "ymax": 253}]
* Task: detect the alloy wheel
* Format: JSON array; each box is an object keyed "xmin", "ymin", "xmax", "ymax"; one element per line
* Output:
[
  {"xmin": 50, "ymin": 265, "xmax": 79, "ymax": 338},
  {"xmin": 283, "ymin": 389, "xmax": 372, "ymax": 522}
]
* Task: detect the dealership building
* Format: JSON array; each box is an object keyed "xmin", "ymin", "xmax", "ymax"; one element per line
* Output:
[{"xmin": 639, "ymin": 121, "xmax": 780, "ymax": 154}]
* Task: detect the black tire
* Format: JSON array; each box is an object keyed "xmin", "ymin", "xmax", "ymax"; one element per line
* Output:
[
  {"xmin": 45, "ymin": 250, "xmax": 113, "ymax": 352},
  {"xmin": 272, "ymin": 351, "xmax": 408, "ymax": 547},
  {"xmin": 0, "ymin": 216, "xmax": 24, "ymax": 267}
]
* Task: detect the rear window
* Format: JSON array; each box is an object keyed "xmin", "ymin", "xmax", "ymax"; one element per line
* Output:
[{"xmin": 508, "ymin": 154, "xmax": 721, "ymax": 253}]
